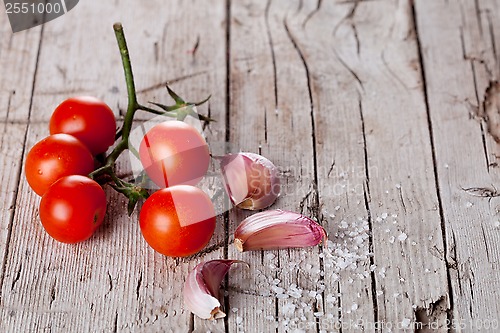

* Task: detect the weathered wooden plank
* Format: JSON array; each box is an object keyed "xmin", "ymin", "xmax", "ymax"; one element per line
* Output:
[
  {"xmin": 415, "ymin": 0, "xmax": 500, "ymax": 331},
  {"xmin": 0, "ymin": 123, "xmax": 27, "ymax": 304},
  {"xmin": 226, "ymin": 0, "xmax": 323, "ymax": 332},
  {"xmin": 288, "ymin": 0, "xmax": 450, "ymax": 331},
  {"xmin": 285, "ymin": 1, "xmax": 376, "ymax": 331},
  {"xmin": 0, "ymin": 8, "xmax": 41, "ymax": 123},
  {"xmin": 0, "ymin": 0, "xmax": 227, "ymax": 332}
]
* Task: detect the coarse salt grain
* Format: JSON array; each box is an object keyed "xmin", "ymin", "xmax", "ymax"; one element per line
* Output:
[
  {"xmin": 401, "ymin": 318, "xmax": 411, "ymax": 328},
  {"xmin": 265, "ymin": 253, "xmax": 276, "ymax": 260}
]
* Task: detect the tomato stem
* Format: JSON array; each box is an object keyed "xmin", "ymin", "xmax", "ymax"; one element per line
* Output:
[
  {"xmin": 90, "ymin": 24, "xmax": 139, "ymax": 180},
  {"xmin": 89, "ymin": 23, "xmax": 213, "ymax": 214}
]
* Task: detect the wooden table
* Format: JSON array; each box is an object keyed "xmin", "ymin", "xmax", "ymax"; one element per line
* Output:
[{"xmin": 1, "ymin": 0, "xmax": 499, "ymax": 332}]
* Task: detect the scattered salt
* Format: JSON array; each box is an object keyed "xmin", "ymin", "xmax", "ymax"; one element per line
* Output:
[
  {"xmin": 381, "ymin": 213, "xmax": 388, "ymax": 219},
  {"xmin": 398, "ymin": 232, "xmax": 408, "ymax": 242},
  {"xmin": 236, "ymin": 317, "xmax": 243, "ymax": 324},
  {"xmin": 351, "ymin": 304, "xmax": 358, "ymax": 311},
  {"xmin": 271, "ymin": 286, "xmax": 284, "ymax": 294},
  {"xmin": 389, "ymin": 236, "xmax": 395, "ymax": 244},
  {"xmin": 265, "ymin": 253, "xmax": 276, "ymax": 260},
  {"xmin": 395, "ymin": 184, "xmax": 401, "ymax": 189},
  {"xmin": 376, "ymin": 290, "xmax": 383, "ymax": 296},
  {"xmin": 465, "ymin": 202, "xmax": 473, "ymax": 208},
  {"xmin": 335, "ymin": 205, "xmax": 341, "ymax": 211},
  {"xmin": 401, "ymin": 318, "xmax": 411, "ymax": 328},
  {"xmin": 231, "ymin": 308, "xmax": 239, "ymax": 313},
  {"xmin": 326, "ymin": 294, "xmax": 336, "ymax": 303}
]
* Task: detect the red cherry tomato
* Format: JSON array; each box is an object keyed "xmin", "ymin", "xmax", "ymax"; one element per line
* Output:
[
  {"xmin": 25, "ymin": 134, "xmax": 94, "ymax": 196},
  {"xmin": 39, "ymin": 175, "xmax": 107, "ymax": 243},
  {"xmin": 139, "ymin": 185, "xmax": 216, "ymax": 257},
  {"xmin": 139, "ymin": 121, "xmax": 210, "ymax": 188},
  {"xmin": 49, "ymin": 96, "xmax": 117, "ymax": 155}
]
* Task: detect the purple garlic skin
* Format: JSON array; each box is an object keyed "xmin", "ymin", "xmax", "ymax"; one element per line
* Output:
[
  {"xmin": 184, "ymin": 260, "xmax": 246, "ymax": 320},
  {"xmin": 234, "ymin": 209, "xmax": 327, "ymax": 252},
  {"xmin": 219, "ymin": 152, "xmax": 280, "ymax": 210}
]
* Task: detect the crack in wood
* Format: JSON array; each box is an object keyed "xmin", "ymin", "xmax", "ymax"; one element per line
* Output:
[
  {"xmin": 411, "ymin": 0, "xmax": 456, "ymax": 327},
  {"xmin": 265, "ymin": 0, "xmax": 278, "ymax": 109},
  {"xmin": 332, "ymin": 47, "xmax": 364, "ymax": 93},
  {"xmin": 136, "ymin": 71, "xmax": 208, "ymax": 94},
  {"xmin": 302, "ymin": 0, "xmax": 323, "ymax": 29},
  {"xmin": 481, "ymin": 81, "xmax": 500, "ymax": 143},
  {"xmin": 136, "ymin": 272, "xmax": 142, "ymax": 301}
]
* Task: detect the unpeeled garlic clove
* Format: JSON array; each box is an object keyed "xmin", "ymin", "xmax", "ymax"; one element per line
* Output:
[
  {"xmin": 184, "ymin": 260, "xmax": 247, "ymax": 320},
  {"xmin": 218, "ymin": 152, "xmax": 280, "ymax": 210},
  {"xmin": 234, "ymin": 209, "xmax": 327, "ymax": 252}
]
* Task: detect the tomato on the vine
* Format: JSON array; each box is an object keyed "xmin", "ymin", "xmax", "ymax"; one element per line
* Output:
[
  {"xmin": 25, "ymin": 134, "xmax": 94, "ymax": 196},
  {"xmin": 39, "ymin": 175, "xmax": 107, "ymax": 243},
  {"xmin": 49, "ymin": 96, "xmax": 117, "ymax": 155},
  {"xmin": 139, "ymin": 185, "xmax": 216, "ymax": 257},
  {"xmin": 139, "ymin": 121, "xmax": 210, "ymax": 188}
]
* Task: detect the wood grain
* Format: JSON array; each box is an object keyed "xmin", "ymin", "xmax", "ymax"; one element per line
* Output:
[
  {"xmin": 0, "ymin": 0, "xmax": 499, "ymax": 332},
  {"xmin": 415, "ymin": 0, "xmax": 500, "ymax": 331}
]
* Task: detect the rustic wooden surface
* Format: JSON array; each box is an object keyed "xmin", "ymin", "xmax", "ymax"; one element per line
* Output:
[{"xmin": 0, "ymin": 0, "xmax": 499, "ymax": 332}]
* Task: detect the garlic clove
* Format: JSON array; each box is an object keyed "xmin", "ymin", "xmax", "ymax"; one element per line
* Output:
[
  {"xmin": 234, "ymin": 209, "xmax": 327, "ymax": 252},
  {"xmin": 184, "ymin": 260, "xmax": 247, "ymax": 320},
  {"xmin": 219, "ymin": 152, "xmax": 280, "ymax": 210}
]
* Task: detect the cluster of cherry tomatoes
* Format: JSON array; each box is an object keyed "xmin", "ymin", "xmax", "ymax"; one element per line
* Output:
[
  {"xmin": 25, "ymin": 96, "xmax": 217, "ymax": 257},
  {"xmin": 25, "ymin": 97, "xmax": 116, "ymax": 243}
]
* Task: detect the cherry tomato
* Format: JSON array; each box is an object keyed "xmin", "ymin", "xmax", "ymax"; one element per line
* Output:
[
  {"xmin": 25, "ymin": 134, "xmax": 94, "ymax": 196},
  {"xmin": 39, "ymin": 175, "xmax": 107, "ymax": 243},
  {"xmin": 139, "ymin": 121, "xmax": 210, "ymax": 188},
  {"xmin": 139, "ymin": 185, "xmax": 216, "ymax": 257},
  {"xmin": 49, "ymin": 96, "xmax": 117, "ymax": 155}
]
